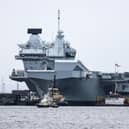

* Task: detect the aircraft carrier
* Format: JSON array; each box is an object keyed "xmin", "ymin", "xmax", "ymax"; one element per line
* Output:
[{"xmin": 10, "ymin": 10, "xmax": 129, "ymax": 105}]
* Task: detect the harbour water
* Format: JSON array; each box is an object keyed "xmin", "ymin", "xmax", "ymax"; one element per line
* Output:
[{"xmin": 0, "ymin": 106, "xmax": 129, "ymax": 129}]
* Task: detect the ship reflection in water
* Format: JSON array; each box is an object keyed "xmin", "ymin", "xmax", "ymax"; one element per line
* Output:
[{"xmin": 0, "ymin": 106, "xmax": 128, "ymax": 129}]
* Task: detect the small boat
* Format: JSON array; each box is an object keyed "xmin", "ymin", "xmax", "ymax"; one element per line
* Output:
[
  {"xmin": 105, "ymin": 92, "xmax": 125, "ymax": 106},
  {"xmin": 37, "ymin": 87, "xmax": 65, "ymax": 108}
]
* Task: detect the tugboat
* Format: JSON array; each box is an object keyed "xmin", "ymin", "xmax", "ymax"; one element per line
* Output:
[
  {"xmin": 37, "ymin": 75, "xmax": 65, "ymax": 108},
  {"xmin": 37, "ymin": 87, "xmax": 65, "ymax": 107}
]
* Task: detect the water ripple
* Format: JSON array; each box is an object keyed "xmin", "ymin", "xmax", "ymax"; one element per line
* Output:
[{"xmin": 0, "ymin": 106, "xmax": 128, "ymax": 129}]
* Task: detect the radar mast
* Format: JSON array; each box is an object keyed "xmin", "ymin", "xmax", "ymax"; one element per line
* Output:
[
  {"xmin": 58, "ymin": 9, "xmax": 61, "ymax": 32},
  {"xmin": 57, "ymin": 9, "xmax": 64, "ymax": 39}
]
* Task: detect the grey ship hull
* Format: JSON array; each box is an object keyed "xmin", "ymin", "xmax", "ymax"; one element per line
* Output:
[{"xmin": 24, "ymin": 77, "xmax": 114, "ymax": 105}]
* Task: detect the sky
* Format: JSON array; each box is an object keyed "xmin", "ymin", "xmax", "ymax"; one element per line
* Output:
[{"xmin": 0, "ymin": 0, "xmax": 129, "ymax": 92}]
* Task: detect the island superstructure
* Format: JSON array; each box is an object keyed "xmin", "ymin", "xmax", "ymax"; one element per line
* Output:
[{"xmin": 10, "ymin": 10, "xmax": 129, "ymax": 105}]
